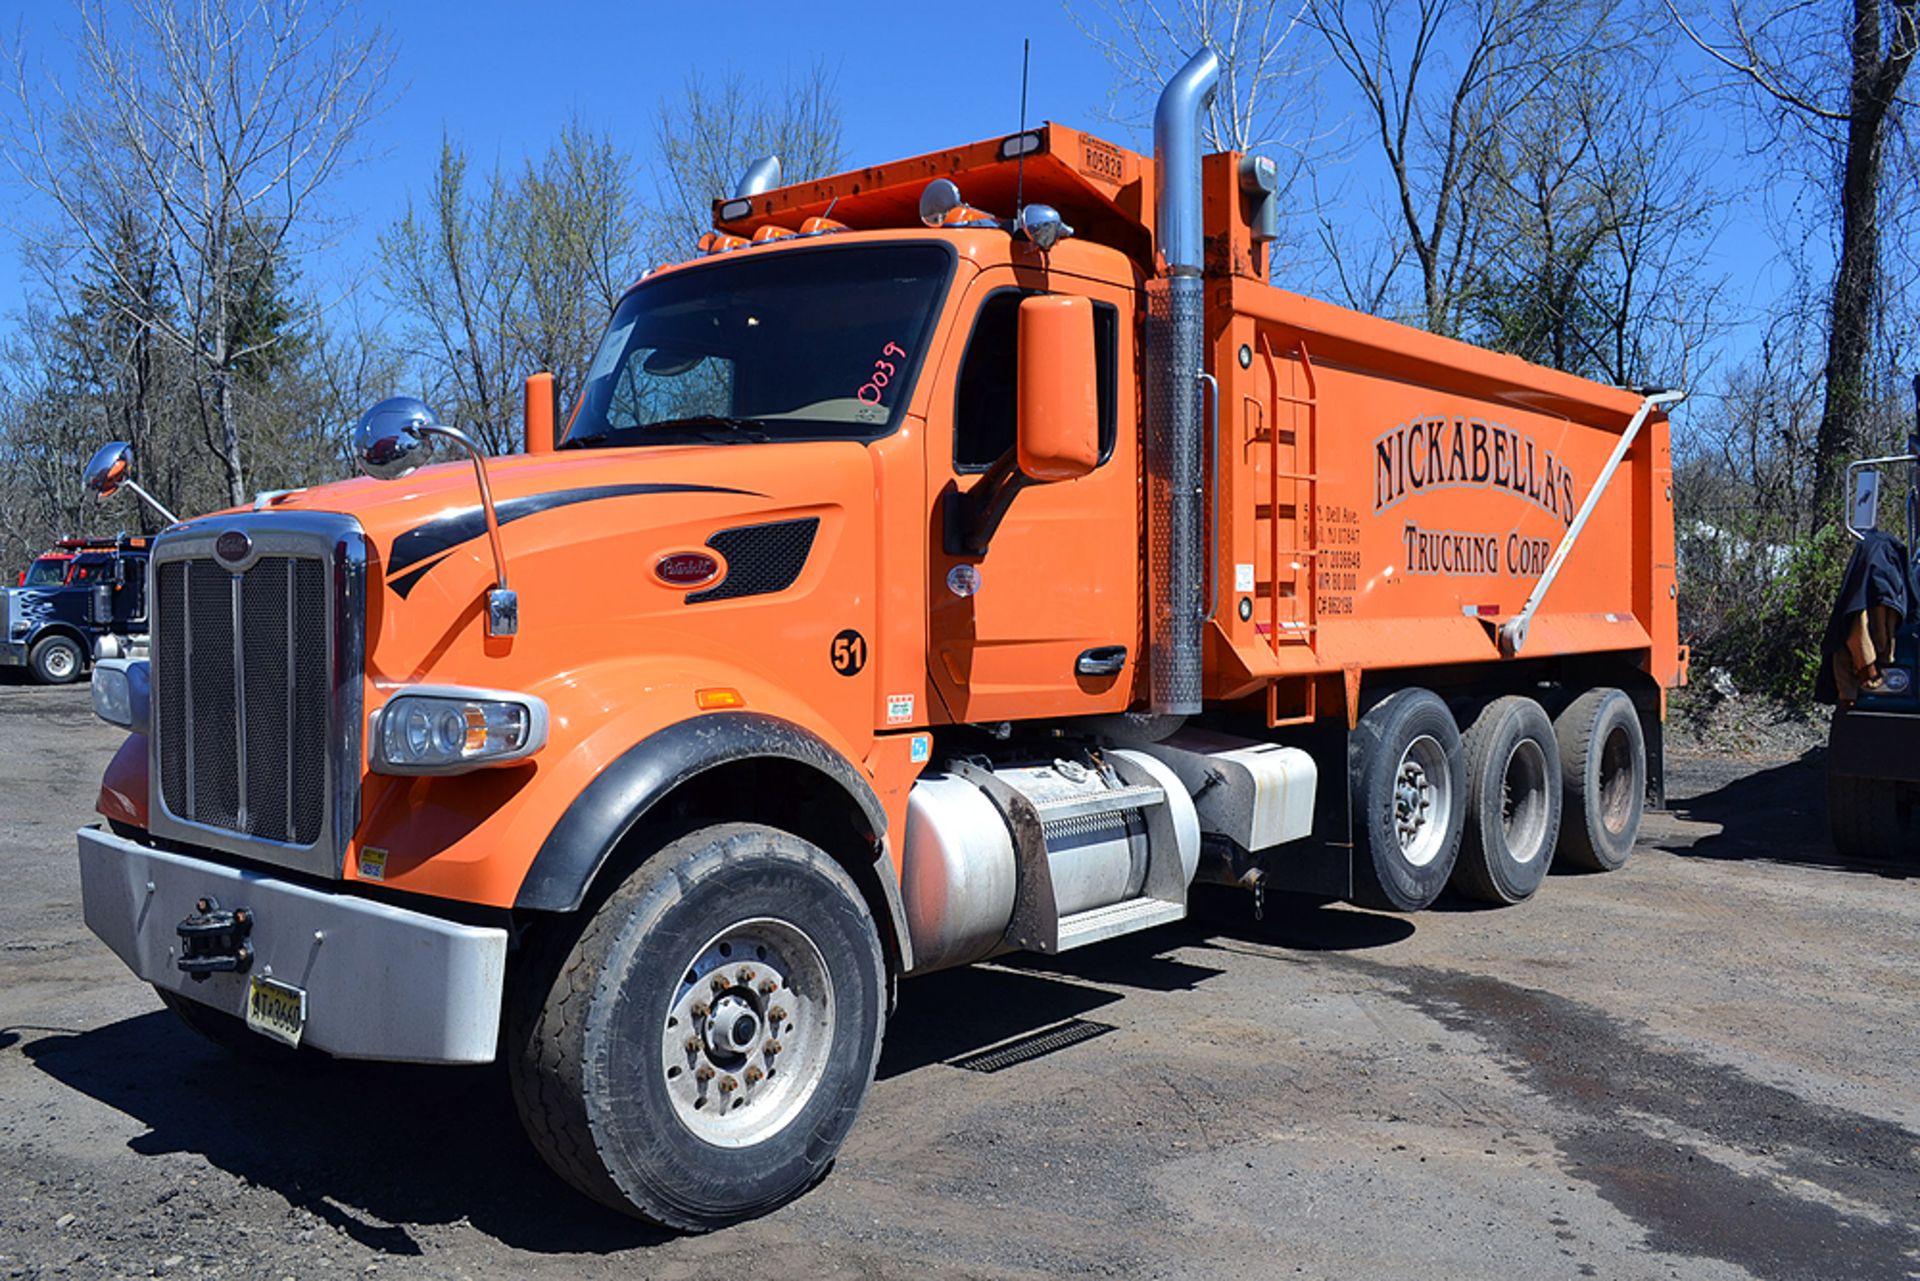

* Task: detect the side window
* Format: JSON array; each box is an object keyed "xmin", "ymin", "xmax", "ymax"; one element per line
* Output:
[{"xmin": 954, "ymin": 292, "xmax": 1119, "ymax": 471}]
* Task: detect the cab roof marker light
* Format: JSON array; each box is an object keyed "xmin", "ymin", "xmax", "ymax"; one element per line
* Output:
[
  {"xmin": 998, "ymin": 130, "xmax": 1044, "ymax": 161},
  {"xmin": 799, "ymin": 215, "xmax": 847, "ymax": 236}
]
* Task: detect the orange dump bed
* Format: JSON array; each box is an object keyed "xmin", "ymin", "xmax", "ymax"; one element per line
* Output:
[{"xmin": 1203, "ymin": 268, "xmax": 1681, "ymax": 712}]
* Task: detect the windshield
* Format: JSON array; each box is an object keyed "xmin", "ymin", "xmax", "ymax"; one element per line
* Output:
[
  {"xmin": 22, "ymin": 558, "xmax": 68, "ymax": 587},
  {"xmin": 563, "ymin": 242, "xmax": 953, "ymax": 449},
  {"xmin": 69, "ymin": 554, "xmax": 116, "ymax": 583}
]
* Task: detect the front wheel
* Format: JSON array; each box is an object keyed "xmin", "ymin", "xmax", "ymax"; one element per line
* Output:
[
  {"xmin": 29, "ymin": 635, "xmax": 83, "ymax": 685},
  {"xmin": 508, "ymin": 823, "xmax": 887, "ymax": 1231}
]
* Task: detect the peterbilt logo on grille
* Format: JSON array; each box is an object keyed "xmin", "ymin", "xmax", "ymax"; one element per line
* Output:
[{"xmin": 214, "ymin": 530, "xmax": 253, "ymax": 565}]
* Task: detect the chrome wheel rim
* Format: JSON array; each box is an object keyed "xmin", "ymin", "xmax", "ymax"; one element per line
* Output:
[
  {"xmin": 1393, "ymin": 734, "xmax": 1452, "ymax": 868},
  {"xmin": 660, "ymin": 916, "xmax": 833, "ymax": 1149},
  {"xmin": 45, "ymin": 647, "xmax": 75, "ymax": 679}
]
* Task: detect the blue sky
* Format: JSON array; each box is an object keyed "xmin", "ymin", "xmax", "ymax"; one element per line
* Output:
[{"xmin": 0, "ymin": 0, "xmax": 1802, "ymax": 394}]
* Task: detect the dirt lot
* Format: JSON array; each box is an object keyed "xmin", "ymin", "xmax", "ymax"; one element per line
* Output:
[{"xmin": 1, "ymin": 680, "xmax": 1916, "ymax": 1281}]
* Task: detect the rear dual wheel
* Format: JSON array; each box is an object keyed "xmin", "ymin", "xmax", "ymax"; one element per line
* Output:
[
  {"xmin": 1352, "ymin": 686, "xmax": 1644, "ymax": 911},
  {"xmin": 509, "ymin": 823, "xmax": 886, "ymax": 1231},
  {"xmin": 1452, "ymin": 696, "xmax": 1562, "ymax": 905},
  {"xmin": 1350, "ymin": 689, "xmax": 1467, "ymax": 912},
  {"xmin": 1555, "ymin": 688, "xmax": 1646, "ymax": 871}
]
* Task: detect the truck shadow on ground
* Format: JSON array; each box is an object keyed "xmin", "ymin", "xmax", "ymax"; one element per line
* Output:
[
  {"xmin": 1648, "ymin": 749, "xmax": 1915, "ymax": 878},
  {"xmin": 17, "ymin": 898, "xmax": 1414, "ymax": 1255}
]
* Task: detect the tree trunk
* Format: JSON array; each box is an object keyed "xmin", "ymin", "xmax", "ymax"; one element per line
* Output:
[
  {"xmin": 215, "ymin": 369, "xmax": 246, "ymax": 508},
  {"xmin": 1811, "ymin": 0, "xmax": 1914, "ymax": 522}
]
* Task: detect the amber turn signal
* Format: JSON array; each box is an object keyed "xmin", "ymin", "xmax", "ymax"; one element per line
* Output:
[{"xmin": 695, "ymin": 687, "xmax": 746, "ymax": 710}]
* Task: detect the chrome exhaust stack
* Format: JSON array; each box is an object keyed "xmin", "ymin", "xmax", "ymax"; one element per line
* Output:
[
  {"xmin": 1145, "ymin": 47, "xmax": 1219, "ymax": 715},
  {"xmin": 733, "ymin": 155, "xmax": 782, "ymax": 198}
]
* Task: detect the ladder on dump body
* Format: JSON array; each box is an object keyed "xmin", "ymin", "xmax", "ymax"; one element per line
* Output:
[{"xmin": 1256, "ymin": 332, "xmax": 1322, "ymax": 727}]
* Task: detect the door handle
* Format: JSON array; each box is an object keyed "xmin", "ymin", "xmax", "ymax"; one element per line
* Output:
[{"xmin": 1076, "ymin": 645, "xmax": 1128, "ymax": 677}]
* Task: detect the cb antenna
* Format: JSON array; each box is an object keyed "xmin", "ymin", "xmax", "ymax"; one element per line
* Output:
[{"xmin": 1015, "ymin": 37, "xmax": 1031, "ymax": 214}]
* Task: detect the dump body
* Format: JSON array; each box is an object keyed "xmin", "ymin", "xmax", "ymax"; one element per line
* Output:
[{"xmin": 1206, "ymin": 277, "xmax": 1681, "ymax": 706}]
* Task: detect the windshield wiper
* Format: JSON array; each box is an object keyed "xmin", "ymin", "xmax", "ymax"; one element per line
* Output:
[
  {"xmin": 639, "ymin": 415, "xmax": 773, "ymax": 442},
  {"xmin": 558, "ymin": 416, "xmax": 772, "ymax": 450}
]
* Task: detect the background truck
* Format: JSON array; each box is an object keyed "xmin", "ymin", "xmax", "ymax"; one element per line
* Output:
[
  {"xmin": 1821, "ymin": 380, "xmax": 1920, "ymax": 859},
  {"xmin": 76, "ymin": 47, "xmax": 1684, "ymax": 1230},
  {"xmin": 2, "ymin": 535, "xmax": 150, "ymax": 684}
]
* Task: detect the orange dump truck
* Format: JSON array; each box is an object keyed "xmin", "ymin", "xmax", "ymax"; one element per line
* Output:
[{"xmin": 76, "ymin": 49, "xmax": 1684, "ymax": 1228}]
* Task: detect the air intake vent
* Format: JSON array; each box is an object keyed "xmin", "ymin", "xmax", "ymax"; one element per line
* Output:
[{"xmin": 689, "ymin": 517, "xmax": 819, "ymax": 603}]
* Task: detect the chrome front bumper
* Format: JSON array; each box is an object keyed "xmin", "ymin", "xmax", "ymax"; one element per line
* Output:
[{"xmin": 77, "ymin": 825, "xmax": 507, "ymax": 1063}]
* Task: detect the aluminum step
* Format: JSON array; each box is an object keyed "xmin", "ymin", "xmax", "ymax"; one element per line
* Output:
[
  {"xmin": 1054, "ymin": 895, "xmax": 1187, "ymax": 952},
  {"xmin": 1031, "ymin": 783, "xmax": 1165, "ymax": 827}
]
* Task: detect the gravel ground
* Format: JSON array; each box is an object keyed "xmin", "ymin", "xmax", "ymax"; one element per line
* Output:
[{"xmin": 1, "ymin": 679, "xmax": 1916, "ymax": 1280}]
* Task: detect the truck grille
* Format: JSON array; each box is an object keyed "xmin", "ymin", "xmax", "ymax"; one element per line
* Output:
[
  {"xmin": 147, "ymin": 513, "xmax": 366, "ymax": 876},
  {"xmin": 155, "ymin": 557, "xmax": 330, "ymax": 843}
]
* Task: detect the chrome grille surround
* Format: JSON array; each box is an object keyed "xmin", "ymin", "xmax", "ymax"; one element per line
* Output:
[{"xmin": 147, "ymin": 511, "xmax": 367, "ymax": 878}]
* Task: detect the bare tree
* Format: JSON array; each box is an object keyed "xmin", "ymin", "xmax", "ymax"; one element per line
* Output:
[
  {"xmin": 1469, "ymin": 35, "xmax": 1720, "ymax": 385},
  {"xmin": 512, "ymin": 122, "xmax": 646, "ymax": 407},
  {"xmin": 381, "ymin": 125, "xmax": 644, "ymax": 454},
  {"xmin": 1670, "ymin": 0, "xmax": 1920, "ymax": 522},
  {"xmin": 381, "ymin": 140, "xmax": 528, "ymax": 455},
  {"xmin": 2, "ymin": 0, "xmax": 394, "ymax": 506},
  {"xmin": 1308, "ymin": 0, "xmax": 1621, "ymax": 335},
  {"xmin": 1070, "ymin": 0, "xmax": 1325, "ymax": 269},
  {"xmin": 649, "ymin": 63, "xmax": 845, "ymax": 262},
  {"xmin": 1069, "ymin": 0, "xmax": 1320, "ymax": 150}
]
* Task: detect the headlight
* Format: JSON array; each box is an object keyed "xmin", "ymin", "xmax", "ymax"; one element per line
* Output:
[
  {"xmin": 372, "ymin": 687, "xmax": 548, "ymax": 775},
  {"xmin": 91, "ymin": 658, "xmax": 149, "ymax": 734}
]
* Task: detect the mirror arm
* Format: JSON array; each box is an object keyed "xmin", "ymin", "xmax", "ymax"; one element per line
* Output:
[
  {"xmin": 943, "ymin": 448, "xmax": 1031, "ymax": 557},
  {"xmin": 419, "ymin": 423, "xmax": 519, "ymax": 637},
  {"xmin": 118, "ymin": 479, "xmax": 179, "ymax": 527},
  {"xmin": 418, "ymin": 424, "xmax": 508, "ymax": 591}
]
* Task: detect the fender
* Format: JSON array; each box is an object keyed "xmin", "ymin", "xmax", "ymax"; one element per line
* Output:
[{"xmin": 515, "ymin": 712, "xmax": 912, "ymax": 967}]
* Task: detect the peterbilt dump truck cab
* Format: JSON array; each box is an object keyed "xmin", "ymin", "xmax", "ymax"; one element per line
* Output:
[{"xmin": 77, "ymin": 49, "xmax": 1685, "ymax": 1228}]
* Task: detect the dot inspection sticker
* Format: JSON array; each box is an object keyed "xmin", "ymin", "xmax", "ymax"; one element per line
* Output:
[{"xmin": 886, "ymin": 693, "xmax": 915, "ymax": 725}]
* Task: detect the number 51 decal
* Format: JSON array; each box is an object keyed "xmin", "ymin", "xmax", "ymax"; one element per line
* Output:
[{"xmin": 830, "ymin": 628, "xmax": 868, "ymax": 676}]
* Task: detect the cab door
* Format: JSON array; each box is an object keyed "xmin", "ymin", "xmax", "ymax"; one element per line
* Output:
[{"xmin": 926, "ymin": 265, "xmax": 1141, "ymax": 723}]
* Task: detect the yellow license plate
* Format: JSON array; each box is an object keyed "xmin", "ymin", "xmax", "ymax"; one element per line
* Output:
[{"xmin": 244, "ymin": 976, "xmax": 307, "ymax": 1048}]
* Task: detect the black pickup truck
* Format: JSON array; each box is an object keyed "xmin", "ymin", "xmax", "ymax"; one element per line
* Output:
[{"xmin": 1, "ymin": 537, "xmax": 150, "ymax": 684}]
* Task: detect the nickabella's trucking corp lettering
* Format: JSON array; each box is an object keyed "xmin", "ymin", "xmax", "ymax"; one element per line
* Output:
[
  {"xmin": 1374, "ymin": 415, "xmax": 1576, "ymax": 525},
  {"xmin": 1375, "ymin": 414, "xmax": 1576, "ymax": 579}
]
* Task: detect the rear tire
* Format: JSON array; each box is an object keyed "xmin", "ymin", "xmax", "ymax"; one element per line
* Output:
[
  {"xmin": 1452, "ymin": 696, "xmax": 1562, "ymax": 904},
  {"xmin": 1349, "ymin": 688, "xmax": 1466, "ymax": 912},
  {"xmin": 1554, "ymin": 688, "xmax": 1645, "ymax": 871},
  {"xmin": 1827, "ymin": 771, "xmax": 1919, "ymax": 860},
  {"xmin": 28, "ymin": 635, "xmax": 83, "ymax": 685},
  {"xmin": 508, "ymin": 823, "xmax": 886, "ymax": 1231}
]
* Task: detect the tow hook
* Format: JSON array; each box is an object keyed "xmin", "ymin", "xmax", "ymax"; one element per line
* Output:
[{"xmin": 177, "ymin": 896, "xmax": 253, "ymax": 981}]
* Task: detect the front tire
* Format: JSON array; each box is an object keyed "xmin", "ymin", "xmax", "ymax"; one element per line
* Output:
[
  {"xmin": 1554, "ymin": 688, "xmax": 1645, "ymax": 871},
  {"xmin": 1452, "ymin": 696, "xmax": 1562, "ymax": 905},
  {"xmin": 509, "ymin": 823, "xmax": 886, "ymax": 1231},
  {"xmin": 29, "ymin": 635, "xmax": 83, "ymax": 685},
  {"xmin": 1350, "ymin": 688, "xmax": 1467, "ymax": 912}
]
